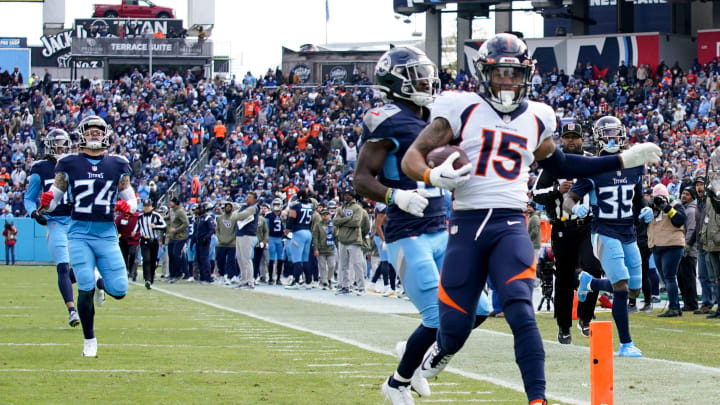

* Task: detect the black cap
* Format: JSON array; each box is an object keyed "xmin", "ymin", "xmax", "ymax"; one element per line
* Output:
[
  {"xmin": 142, "ymin": 199, "xmax": 153, "ymax": 206},
  {"xmin": 170, "ymin": 197, "xmax": 180, "ymax": 205},
  {"xmin": 561, "ymin": 121, "xmax": 583, "ymax": 137}
]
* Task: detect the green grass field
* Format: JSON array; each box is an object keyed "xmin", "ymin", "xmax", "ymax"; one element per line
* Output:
[
  {"xmin": 0, "ymin": 266, "xmax": 560, "ymax": 405},
  {"xmin": 3, "ymin": 266, "xmax": 720, "ymax": 404}
]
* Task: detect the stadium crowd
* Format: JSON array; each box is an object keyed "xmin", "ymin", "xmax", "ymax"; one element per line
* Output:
[{"xmin": 3, "ymin": 52, "xmax": 720, "ymax": 316}]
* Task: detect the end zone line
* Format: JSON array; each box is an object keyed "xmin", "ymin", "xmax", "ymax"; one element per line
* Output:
[{"xmin": 147, "ymin": 284, "xmax": 587, "ymax": 405}]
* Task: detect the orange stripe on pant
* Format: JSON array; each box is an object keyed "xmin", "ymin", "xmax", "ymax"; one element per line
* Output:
[
  {"xmin": 438, "ymin": 279, "xmax": 468, "ymax": 315},
  {"xmin": 506, "ymin": 260, "xmax": 537, "ymax": 285}
]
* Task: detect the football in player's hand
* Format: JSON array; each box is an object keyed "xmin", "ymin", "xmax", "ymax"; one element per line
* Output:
[{"xmin": 426, "ymin": 145, "xmax": 470, "ymax": 170}]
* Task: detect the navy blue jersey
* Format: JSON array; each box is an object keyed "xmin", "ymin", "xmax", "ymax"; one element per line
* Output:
[
  {"xmin": 571, "ymin": 166, "xmax": 644, "ymax": 243},
  {"xmin": 266, "ymin": 211, "xmax": 284, "ymax": 237},
  {"xmin": 361, "ymin": 102, "xmax": 446, "ymax": 243},
  {"xmin": 26, "ymin": 158, "xmax": 72, "ymax": 217},
  {"xmin": 55, "ymin": 153, "xmax": 132, "ymax": 222},
  {"xmin": 290, "ymin": 202, "xmax": 313, "ymax": 231}
]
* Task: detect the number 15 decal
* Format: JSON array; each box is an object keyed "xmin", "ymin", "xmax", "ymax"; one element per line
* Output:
[{"xmin": 475, "ymin": 129, "xmax": 527, "ymax": 180}]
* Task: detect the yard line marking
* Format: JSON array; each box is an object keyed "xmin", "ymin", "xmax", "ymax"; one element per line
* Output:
[
  {"xmin": 307, "ymin": 363, "xmax": 352, "ymax": 367},
  {"xmin": 0, "ymin": 342, "xmax": 256, "ymax": 349},
  {"xmin": 0, "ymin": 368, "xmax": 379, "ymax": 376},
  {"xmin": 429, "ymin": 382, "xmax": 460, "ymax": 386},
  {"xmin": 431, "ymin": 391, "xmax": 492, "ymax": 395},
  {"xmin": 655, "ymin": 328, "xmax": 683, "ymax": 333},
  {"xmin": 423, "ymin": 399, "xmax": 515, "ymax": 404},
  {"xmin": 148, "ymin": 285, "xmax": 587, "ymax": 405}
]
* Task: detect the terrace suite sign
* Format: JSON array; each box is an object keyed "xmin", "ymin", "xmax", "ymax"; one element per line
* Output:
[
  {"xmin": 110, "ymin": 42, "xmax": 173, "ymax": 52},
  {"xmin": 590, "ymin": 0, "xmax": 667, "ymax": 4}
]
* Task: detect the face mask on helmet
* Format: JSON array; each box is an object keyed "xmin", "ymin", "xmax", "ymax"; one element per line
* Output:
[
  {"xmin": 593, "ymin": 118, "xmax": 626, "ymax": 154},
  {"xmin": 375, "ymin": 48, "xmax": 440, "ymax": 107},
  {"xmin": 78, "ymin": 116, "xmax": 110, "ymax": 150},
  {"xmin": 45, "ymin": 130, "xmax": 71, "ymax": 157},
  {"xmin": 473, "ymin": 34, "xmax": 534, "ymax": 113},
  {"xmin": 395, "ymin": 62, "xmax": 440, "ymax": 106}
]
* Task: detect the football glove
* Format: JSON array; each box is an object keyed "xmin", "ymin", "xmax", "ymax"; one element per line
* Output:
[
  {"xmin": 40, "ymin": 191, "xmax": 54, "ymax": 209},
  {"xmin": 638, "ymin": 206, "xmax": 654, "ymax": 223},
  {"xmin": 572, "ymin": 204, "xmax": 589, "ymax": 218},
  {"xmin": 392, "ymin": 188, "xmax": 429, "ymax": 217},
  {"xmin": 31, "ymin": 210, "xmax": 48, "ymax": 226},
  {"xmin": 428, "ymin": 152, "xmax": 472, "ymax": 190},
  {"xmin": 116, "ymin": 200, "xmax": 130, "ymax": 213},
  {"xmin": 620, "ymin": 143, "xmax": 662, "ymax": 168}
]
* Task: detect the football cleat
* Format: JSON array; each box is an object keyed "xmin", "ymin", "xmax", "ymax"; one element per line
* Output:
[
  {"xmin": 577, "ymin": 271, "xmax": 594, "ymax": 303},
  {"xmin": 381, "ymin": 378, "xmax": 414, "ymax": 405},
  {"xmin": 618, "ymin": 341, "xmax": 643, "ymax": 358},
  {"xmin": 419, "ymin": 342, "xmax": 454, "ymax": 379},
  {"xmin": 82, "ymin": 338, "xmax": 98, "ymax": 357},
  {"xmin": 393, "ymin": 342, "xmax": 431, "ymax": 397},
  {"xmin": 68, "ymin": 310, "xmax": 80, "ymax": 328},
  {"xmin": 284, "ymin": 282, "xmax": 299, "ymax": 290},
  {"xmin": 145, "ymin": 281, "xmax": 152, "ymax": 290}
]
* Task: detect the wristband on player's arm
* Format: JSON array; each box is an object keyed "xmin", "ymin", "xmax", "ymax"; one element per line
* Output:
[
  {"xmin": 385, "ymin": 188, "xmax": 396, "ymax": 205},
  {"xmin": 538, "ymin": 148, "xmax": 621, "ymax": 179},
  {"xmin": 423, "ymin": 168, "xmax": 432, "ymax": 186}
]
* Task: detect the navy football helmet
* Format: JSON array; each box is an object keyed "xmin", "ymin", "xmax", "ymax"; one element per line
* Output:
[
  {"xmin": 44, "ymin": 128, "xmax": 72, "ymax": 157},
  {"xmin": 593, "ymin": 116, "xmax": 626, "ymax": 154},
  {"xmin": 77, "ymin": 115, "xmax": 110, "ymax": 150},
  {"xmin": 374, "ymin": 46, "xmax": 440, "ymax": 107},
  {"xmin": 473, "ymin": 33, "xmax": 535, "ymax": 113}
]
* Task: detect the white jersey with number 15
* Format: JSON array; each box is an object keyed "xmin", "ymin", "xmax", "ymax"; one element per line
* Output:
[{"xmin": 430, "ymin": 91, "xmax": 557, "ymax": 211}]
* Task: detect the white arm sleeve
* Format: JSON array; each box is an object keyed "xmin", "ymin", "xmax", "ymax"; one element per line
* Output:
[
  {"xmin": 45, "ymin": 185, "xmax": 65, "ymax": 213},
  {"xmin": 118, "ymin": 186, "xmax": 138, "ymax": 213}
]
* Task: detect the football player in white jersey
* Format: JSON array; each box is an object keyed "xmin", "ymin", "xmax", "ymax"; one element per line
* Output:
[{"xmin": 400, "ymin": 33, "xmax": 661, "ymax": 405}]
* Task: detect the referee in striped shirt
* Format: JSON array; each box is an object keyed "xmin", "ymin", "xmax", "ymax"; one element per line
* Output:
[{"xmin": 139, "ymin": 199, "xmax": 167, "ymax": 289}]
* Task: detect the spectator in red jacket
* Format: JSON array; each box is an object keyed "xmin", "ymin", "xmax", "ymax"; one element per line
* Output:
[
  {"xmin": 3, "ymin": 221, "xmax": 17, "ymax": 265},
  {"xmin": 115, "ymin": 211, "xmax": 141, "ymax": 281}
]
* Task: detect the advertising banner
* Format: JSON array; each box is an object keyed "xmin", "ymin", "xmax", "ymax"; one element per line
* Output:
[
  {"xmin": 72, "ymin": 38, "xmax": 211, "ymax": 58},
  {"xmin": 0, "ymin": 38, "xmax": 27, "ymax": 48},
  {"xmin": 698, "ymin": 30, "xmax": 720, "ymax": 65}
]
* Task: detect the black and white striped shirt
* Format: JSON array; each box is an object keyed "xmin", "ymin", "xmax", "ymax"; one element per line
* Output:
[{"xmin": 139, "ymin": 211, "xmax": 167, "ymax": 240}]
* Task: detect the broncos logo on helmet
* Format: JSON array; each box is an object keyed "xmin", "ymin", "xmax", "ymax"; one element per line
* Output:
[
  {"xmin": 77, "ymin": 115, "xmax": 110, "ymax": 150},
  {"xmin": 374, "ymin": 46, "xmax": 440, "ymax": 107},
  {"xmin": 473, "ymin": 33, "xmax": 535, "ymax": 113},
  {"xmin": 44, "ymin": 128, "xmax": 72, "ymax": 158},
  {"xmin": 593, "ymin": 116, "xmax": 626, "ymax": 154}
]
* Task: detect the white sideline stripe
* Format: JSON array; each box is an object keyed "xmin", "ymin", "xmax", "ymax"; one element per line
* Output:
[
  {"xmin": 431, "ymin": 391, "xmax": 492, "ymax": 395},
  {"xmin": 448, "ymin": 321, "xmax": 720, "ymax": 375},
  {"xmin": 148, "ymin": 286, "xmax": 586, "ymax": 405},
  {"xmin": 429, "ymin": 382, "xmax": 460, "ymax": 386}
]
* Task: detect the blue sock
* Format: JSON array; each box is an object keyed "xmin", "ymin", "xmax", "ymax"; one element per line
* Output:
[
  {"xmin": 612, "ymin": 289, "xmax": 631, "ymax": 344},
  {"xmin": 77, "ymin": 290, "xmax": 95, "ymax": 340},
  {"xmin": 590, "ymin": 278, "xmax": 612, "ymax": 292},
  {"xmin": 396, "ymin": 324, "xmax": 437, "ymax": 380},
  {"xmin": 57, "ymin": 263, "xmax": 74, "ymax": 304},
  {"xmin": 504, "ymin": 300, "xmax": 546, "ymax": 402}
]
